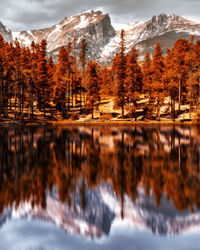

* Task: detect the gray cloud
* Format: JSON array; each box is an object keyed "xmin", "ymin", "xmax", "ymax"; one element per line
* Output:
[
  {"xmin": 1, "ymin": 218, "xmax": 200, "ymax": 250},
  {"xmin": 1, "ymin": 0, "xmax": 200, "ymax": 31}
]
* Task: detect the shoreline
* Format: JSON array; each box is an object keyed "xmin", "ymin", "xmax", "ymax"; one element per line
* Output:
[{"xmin": 0, "ymin": 118, "xmax": 197, "ymax": 127}]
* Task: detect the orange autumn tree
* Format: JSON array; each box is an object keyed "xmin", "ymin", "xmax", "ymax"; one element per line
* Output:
[
  {"xmin": 79, "ymin": 38, "xmax": 87, "ymax": 107},
  {"xmin": 47, "ymin": 56, "xmax": 55, "ymax": 107},
  {"xmin": 54, "ymin": 46, "xmax": 68, "ymax": 117},
  {"xmin": 164, "ymin": 49, "xmax": 178, "ymax": 121},
  {"xmin": 37, "ymin": 39, "xmax": 49, "ymax": 116},
  {"xmin": 151, "ymin": 43, "xmax": 165, "ymax": 120},
  {"xmin": 0, "ymin": 35, "xmax": 4, "ymax": 116},
  {"xmin": 193, "ymin": 40, "xmax": 200, "ymax": 108},
  {"xmin": 20, "ymin": 46, "xmax": 33, "ymax": 119},
  {"xmin": 173, "ymin": 39, "xmax": 190, "ymax": 112},
  {"xmin": 142, "ymin": 52, "xmax": 154, "ymax": 119},
  {"xmin": 28, "ymin": 41, "xmax": 38, "ymax": 117},
  {"xmin": 85, "ymin": 61, "xmax": 101, "ymax": 119},
  {"xmin": 13, "ymin": 40, "xmax": 23, "ymax": 118},
  {"xmin": 142, "ymin": 52, "xmax": 152, "ymax": 103},
  {"xmin": 0, "ymin": 35, "xmax": 6, "ymax": 117},
  {"xmin": 100, "ymin": 67, "xmax": 113, "ymax": 98},
  {"xmin": 114, "ymin": 29, "xmax": 127, "ymax": 118},
  {"xmin": 1, "ymin": 38, "xmax": 15, "ymax": 118},
  {"xmin": 65, "ymin": 41, "xmax": 73, "ymax": 111},
  {"xmin": 125, "ymin": 46, "xmax": 143, "ymax": 120}
]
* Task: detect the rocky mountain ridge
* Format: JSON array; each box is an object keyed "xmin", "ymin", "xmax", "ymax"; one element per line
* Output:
[
  {"xmin": 102, "ymin": 13, "xmax": 200, "ymax": 61},
  {"xmin": 12, "ymin": 10, "xmax": 116, "ymax": 61},
  {"xmin": 1, "ymin": 183, "xmax": 200, "ymax": 239},
  {"xmin": 1, "ymin": 11, "xmax": 200, "ymax": 62},
  {"xmin": 0, "ymin": 21, "xmax": 13, "ymax": 43}
]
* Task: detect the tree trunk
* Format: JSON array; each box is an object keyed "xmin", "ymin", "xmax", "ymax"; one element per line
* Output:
[
  {"xmin": 171, "ymin": 95, "xmax": 173, "ymax": 117},
  {"xmin": 92, "ymin": 106, "xmax": 94, "ymax": 119},
  {"xmin": 80, "ymin": 87, "xmax": 82, "ymax": 112},
  {"xmin": 71, "ymin": 79, "xmax": 74, "ymax": 108},
  {"xmin": 157, "ymin": 98, "xmax": 160, "ymax": 120},
  {"xmin": 122, "ymin": 104, "xmax": 124, "ymax": 119},
  {"xmin": 189, "ymin": 78, "xmax": 192, "ymax": 119},
  {"xmin": 68, "ymin": 80, "xmax": 70, "ymax": 111},
  {"xmin": 178, "ymin": 76, "xmax": 181, "ymax": 112},
  {"xmin": 198, "ymin": 79, "xmax": 200, "ymax": 108},
  {"xmin": 22, "ymin": 83, "xmax": 24, "ymax": 121},
  {"xmin": 14, "ymin": 92, "xmax": 17, "ymax": 120},
  {"xmin": 0, "ymin": 76, "xmax": 3, "ymax": 115},
  {"xmin": 31, "ymin": 82, "xmax": 34, "ymax": 117}
]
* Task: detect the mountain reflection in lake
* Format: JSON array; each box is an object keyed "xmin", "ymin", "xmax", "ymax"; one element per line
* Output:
[{"xmin": 0, "ymin": 125, "xmax": 200, "ymax": 250}]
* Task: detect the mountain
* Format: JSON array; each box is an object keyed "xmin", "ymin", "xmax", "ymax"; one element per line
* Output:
[
  {"xmin": 0, "ymin": 21, "xmax": 12, "ymax": 43},
  {"xmin": 12, "ymin": 10, "xmax": 116, "ymax": 61},
  {"xmin": 102, "ymin": 14, "xmax": 200, "ymax": 62},
  {"xmin": 1, "ymin": 11, "xmax": 200, "ymax": 63},
  {"xmin": 1, "ymin": 184, "xmax": 115, "ymax": 240},
  {"xmin": 1, "ymin": 183, "xmax": 200, "ymax": 239}
]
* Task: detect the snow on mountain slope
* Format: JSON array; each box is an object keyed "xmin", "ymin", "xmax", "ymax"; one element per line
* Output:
[
  {"xmin": 1, "ymin": 11, "xmax": 200, "ymax": 63},
  {"xmin": 0, "ymin": 21, "xmax": 13, "ymax": 43},
  {"xmin": 101, "ymin": 14, "xmax": 200, "ymax": 62},
  {"xmin": 12, "ymin": 10, "xmax": 116, "ymax": 61},
  {"xmin": 1, "ymin": 183, "xmax": 200, "ymax": 239},
  {"xmin": 100, "ymin": 20, "xmax": 147, "ymax": 60},
  {"xmin": 100, "ymin": 185, "xmax": 200, "ymax": 236}
]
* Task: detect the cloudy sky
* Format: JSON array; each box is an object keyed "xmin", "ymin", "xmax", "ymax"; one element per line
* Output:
[
  {"xmin": 1, "ymin": 0, "xmax": 200, "ymax": 31},
  {"xmin": 1, "ymin": 218, "xmax": 200, "ymax": 250}
]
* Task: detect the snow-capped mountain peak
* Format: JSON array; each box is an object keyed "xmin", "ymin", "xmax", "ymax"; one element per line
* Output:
[
  {"xmin": 12, "ymin": 10, "xmax": 115, "ymax": 61},
  {"xmin": 101, "ymin": 13, "xmax": 200, "ymax": 62},
  {"xmin": 1, "ymin": 12, "xmax": 200, "ymax": 63}
]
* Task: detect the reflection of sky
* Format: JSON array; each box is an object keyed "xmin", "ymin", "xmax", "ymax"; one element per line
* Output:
[{"xmin": 1, "ymin": 219, "xmax": 200, "ymax": 250}]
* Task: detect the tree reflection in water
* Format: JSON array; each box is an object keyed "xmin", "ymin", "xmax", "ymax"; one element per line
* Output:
[{"xmin": 0, "ymin": 125, "xmax": 200, "ymax": 235}]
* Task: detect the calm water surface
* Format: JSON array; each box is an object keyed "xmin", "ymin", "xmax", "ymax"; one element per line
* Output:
[{"xmin": 0, "ymin": 125, "xmax": 200, "ymax": 250}]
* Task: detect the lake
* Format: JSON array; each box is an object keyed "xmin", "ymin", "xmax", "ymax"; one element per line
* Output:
[{"xmin": 0, "ymin": 125, "xmax": 200, "ymax": 250}]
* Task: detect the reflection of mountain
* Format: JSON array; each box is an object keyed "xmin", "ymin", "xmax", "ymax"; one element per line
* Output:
[
  {"xmin": 1, "ymin": 126, "xmax": 200, "ymax": 239},
  {"xmin": 0, "ymin": 209, "xmax": 12, "ymax": 227},
  {"xmin": 1, "ymin": 184, "xmax": 115, "ymax": 239},
  {"xmin": 100, "ymin": 186, "xmax": 200, "ymax": 236},
  {"xmin": 1, "ymin": 183, "xmax": 200, "ymax": 239}
]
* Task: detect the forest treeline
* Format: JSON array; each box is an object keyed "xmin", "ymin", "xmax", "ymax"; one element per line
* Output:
[
  {"xmin": 0, "ymin": 31, "xmax": 200, "ymax": 121},
  {"xmin": 0, "ymin": 126, "xmax": 200, "ymax": 218}
]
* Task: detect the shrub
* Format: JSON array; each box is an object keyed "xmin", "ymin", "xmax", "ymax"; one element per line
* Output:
[
  {"xmin": 99, "ymin": 114, "xmax": 113, "ymax": 120},
  {"xmin": 192, "ymin": 110, "xmax": 200, "ymax": 124},
  {"xmin": 70, "ymin": 112, "xmax": 78, "ymax": 121}
]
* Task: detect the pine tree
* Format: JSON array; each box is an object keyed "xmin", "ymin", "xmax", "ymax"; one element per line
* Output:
[
  {"xmin": 193, "ymin": 40, "xmax": 200, "ymax": 107},
  {"xmin": 164, "ymin": 49, "xmax": 178, "ymax": 121},
  {"xmin": 142, "ymin": 52, "xmax": 152, "ymax": 103},
  {"xmin": 37, "ymin": 39, "xmax": 49, "ymax": 116},
  {"xmin": 173, "ymin": 39, "xmax": 190, "ymax": 112},
  {"xmin": 0, "ymin": 35, "xmax": 5, "ymax": 117},
  {"xmin": 125, "ymin": 46, "xmax": 143, "ymax": 120},
  {"xmin": 28, "ymin": 41, "xmax": 38, "ymax": 117},
  {"xmin": 21, "ymin": 46, "xmax": 32, "ymax": 119},
  {"xmin": 142, "ymin": 52, "xmax": 154, "ymax": 119},
  {"xmin": 65, "ymin": 41, "xmax": 73, "ymax": 111},
  {"xmin": 4, "ymin": 43, "xmax": 14, "ymax": 117},
  {"xmin": 187, "ymin": 36, "xmax": 195, "ymax": 117},
  {"xmin": 114, "ymin": 30, "xmax": 127, "ymax": 118},
  {"xmin": 47, "ymin": 56, "xmax": 55, "ymax": 109},
  {"xmin": 151, "ymin": 43, "xmax": 165, "ymax": 120},
  {"xmin": 79, "ymin": 38, "xmax": 87, "ymax": 108},
  {"xmin": 13, "ymin": 39, "xmax": 26, "ymax": 119},
  {"xmin": 72, "ymin": 37, "xmax": 78, "ymax": 107},
  {"xmin": 85, "ymin": 61, "xmax": 101, "ymax": 119},
  {"xmin": 100, "ymin": 67, "xmax": 113, "ymax": 97},
  {"xmin": 54, "ymin": 46, "xmax": 68, "ymax": 117}
]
